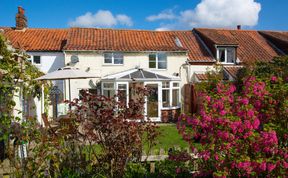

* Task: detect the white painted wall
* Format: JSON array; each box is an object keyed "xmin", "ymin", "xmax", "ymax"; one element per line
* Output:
[{"xmin": 64, "ymin": 51, "xmax": 188, "ymax": 101}]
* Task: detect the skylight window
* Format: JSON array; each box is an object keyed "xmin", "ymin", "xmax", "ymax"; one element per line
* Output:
[{"xmin": 175, "ymin": 37, "xmax": 183, "ymax": 47}]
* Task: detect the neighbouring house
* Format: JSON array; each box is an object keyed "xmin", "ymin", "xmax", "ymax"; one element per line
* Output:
[{"xmin": 1, "ymin": 7, "xmax": 287, "ymax": 122}]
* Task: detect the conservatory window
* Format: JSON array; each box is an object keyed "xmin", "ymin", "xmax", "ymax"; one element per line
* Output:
[
  {"xmin": 162, "ymin": 82, "xmax": 170, "ymax": 107},
  {"xmin": 162, "ymin": 82, "xmax": 180, "ymax": 108},
  {"xmin": 172, "ymin": 82, "xmax": 180, "ymax": 107},
  {"xmin": 102, "ymin": 83, "xmax": 115, "ymax": 98},
  {"xmin": 117, "ymin": 83, "xmax": 128, "ymax": 105}
]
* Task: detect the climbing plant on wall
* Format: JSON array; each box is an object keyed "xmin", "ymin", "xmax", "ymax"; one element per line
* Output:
[{"xmin": 0, "ymin": 33, "xmax": 48, "ymax": 162}]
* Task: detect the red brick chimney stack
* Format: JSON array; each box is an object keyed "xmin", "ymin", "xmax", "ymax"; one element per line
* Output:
[
  {"xmin": 16, "ymin": 6, "xmax": 27, "ymax": 30},
  {"xmin": 237, "ymin": 25, "xmax": 241, "ymax": 30}
]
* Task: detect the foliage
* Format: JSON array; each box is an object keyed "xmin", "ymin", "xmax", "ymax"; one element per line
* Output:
[
  {"xmin": 0, "ymin": 33, "xmax": 46, "ymax": 163},
  {"xmin": 10, "ymin": 86, "xmax": 159, "ymax": 177},
  {"xmin": 177, "ymin": 57, "xmax": 288, "ymax": 177}
]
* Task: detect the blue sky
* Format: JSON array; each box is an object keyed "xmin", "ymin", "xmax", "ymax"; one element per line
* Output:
[{"xmin": 0, "ymin": 0, "xmax": 287, "ymax": 31}]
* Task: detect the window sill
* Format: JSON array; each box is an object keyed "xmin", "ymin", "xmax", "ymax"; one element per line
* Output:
[
  {"xmin": 102, "ymin": 64, "xmax": 124, "ymax": 66},
  {"xmin": 149, "ymin": 68, "xmax": 168, "ymax": 71},
  {"xmin": 220, "ymin": 62, "xmax": 235, "ymax": 65},
  {"xmin": 161, "ymin": 106, "xmax": 181, "ymax": 110}
]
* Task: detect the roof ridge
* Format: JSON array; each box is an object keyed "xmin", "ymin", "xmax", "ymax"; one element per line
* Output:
[{"xmin": 70, "ymin": 27, "xmax": 192, "ymax": 32}]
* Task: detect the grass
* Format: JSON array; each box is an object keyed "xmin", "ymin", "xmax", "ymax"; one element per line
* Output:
[{"xmin": 144, "ymin": 123, "xmax": 189, "ymax": 154}]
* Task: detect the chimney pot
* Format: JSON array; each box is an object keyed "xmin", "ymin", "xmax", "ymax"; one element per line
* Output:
[
  {"xmin": 16, "ymin": 6, "xmax": 27, "ymax": 30},
  {"xmin": 237, "ymin": 25, "xmax": 241, "ymax": 30},
  {"xmin": 18, "ymin": 6, "xmax": 25, "ymax": 14}
]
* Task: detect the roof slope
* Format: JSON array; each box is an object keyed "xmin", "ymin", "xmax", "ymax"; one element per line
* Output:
[
  {"xmin": 223, "ymin": 66, "xmax": 243, "ymax": 79},
  {"xmin": 64, "ymin": 28, "xmax": 214, "ymax": 62},
  {"xmin": 1, "ymin": 27, "xmax": 68, "ymax": 51},
  {"xmin": 259, "ymin": 31, "xmax": 288, "ymax": 54},
  {"xmin": 195, "ymin": 28, "xmax": 281, "ymax": 63}
]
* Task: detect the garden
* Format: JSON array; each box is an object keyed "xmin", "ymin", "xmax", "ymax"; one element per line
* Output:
[{"xmin": 0, "ymin": 33, "xmax": 287, "ymax": 177}]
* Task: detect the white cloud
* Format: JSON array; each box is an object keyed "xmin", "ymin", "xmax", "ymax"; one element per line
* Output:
[
  {"xmin": 154, "ymin": 0, "xmax": 261, "ymax": 30},
  {"xmin": 69, "ymin": 10, "xmax": 133, "ymax": 27},
  {"xmin": 116, "ymin": 14, "xmax": 133, "ymax": 26},
  {"xmin": 146, "ymin": 9, "xmax": 176, "ymax": 22}
]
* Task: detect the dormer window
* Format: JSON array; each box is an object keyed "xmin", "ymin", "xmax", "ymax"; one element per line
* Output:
[{"xmin": 217, "ymin": 47, "xmax": 236, "ymax": 64}]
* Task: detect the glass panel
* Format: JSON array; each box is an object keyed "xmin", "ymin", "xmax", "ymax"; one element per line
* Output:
[
  {"xmin": 104, "ymin": 53, "xmax": 112, "ymax": 64},
  {"xmin": 146, "ymin": 84, "xmax": 158, "ymax": 117},
  {"xmin": 162, "ymin": 82, "xmax": 169, "ymax": 88},
  {"xmin": 33, "ymin": 56, "xmax": 41, "ymax": 64},
  {"xmin": 172, "ymin": 89, "xmax": 179, "ymax": 107},
  {"xmin": 114, "ymin": 58, "xmax": 123, "ymax": 64},
  {"xmin": 118, "ymin": 84, "xmax": 127, "ymax": 104},
  {"xmin": 103, "ymin": 83, "xmax": 114, "ymax": 89},
  {"xmin": 158, "ymin": 61, "xmax": 167, "ymax": 69},
  {"xmin": 158, "ymin": 53, "xmax": 167, "ymax": 69},
  {"xmin": 103, "ymin": 90, "xmax": 115, "ymax": 98},
  {"xmin": 227, "ymin": 48, "xmax": 235, "ymax": 63},
  {"xmin": 173, "ymin": 82, "xmax": 179, "ymax": 87},
  {"xmin": 218, "ymin": 49, "xmax": 226, "ymax": 62},
  {"xmin": 162, "ymin": 89, "xmax": 170, "ymax": 107},
  {"xmin": 114, "ymin": 53, "xmax": 124, "ymax": 64},
  {"xmin": 149, "ymin": 54, "xmax": 156, "ymax": 68}
]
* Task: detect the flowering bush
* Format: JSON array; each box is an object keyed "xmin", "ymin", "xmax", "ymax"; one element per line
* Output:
[{"xmin": 178, "ymin": 75, "xmax": 288, "ymax": 177}]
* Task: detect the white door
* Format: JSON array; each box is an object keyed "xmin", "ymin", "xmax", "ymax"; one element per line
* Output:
[{"xmin": 144, "ymin": 82, "xmax": 162, "ymax": 122}]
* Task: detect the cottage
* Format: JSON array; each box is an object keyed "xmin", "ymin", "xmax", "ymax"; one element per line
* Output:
[{"xmin": 1, "ymin": 7, "xmax": 287, "ymax": 122}]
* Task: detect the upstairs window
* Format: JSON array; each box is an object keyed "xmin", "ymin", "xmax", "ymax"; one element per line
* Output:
[
  {"xmin": 104, "ymin": 53, "xmax": 123, "ymax": 65},
  {"xmin": 149, "ymin": 53, "xmax": 167, "ymax": 69},
  {"xmin": 33, "ymin": 56, "xmax": 41, "ymax": 64},
  {"xmin": 217, "ymin": 47, "xmax": 236, "ymax": 64},
  {"xmin": 28, "ymin": 56, "xmax": 41, "ymax": 64}
]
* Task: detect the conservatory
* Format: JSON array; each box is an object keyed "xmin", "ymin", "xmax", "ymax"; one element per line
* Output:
[{"xmin": 101, "ymin": 68, "xmax": 181, "ymax": 122}]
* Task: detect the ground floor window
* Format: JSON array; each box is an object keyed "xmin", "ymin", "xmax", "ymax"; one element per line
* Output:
[
  {"xmin": 102, "ymin": 83, "xmax": 115, "ymax": 98},
  {"xmin": 162, "ymin": 82, "xmax": 170, "ymax": 107},
  {"xmin": 117, "ymin": 83, "xmax": 128, "ymax": 105},
  {"xmin": 162, "ymin": 82, "xmax": 180, "ymax": 108}
]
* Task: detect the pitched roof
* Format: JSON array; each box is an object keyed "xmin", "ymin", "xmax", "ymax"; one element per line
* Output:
[
  {"xmin": 194, "ymin": 73, "xmax": 208, "ymax": 81},
  {"xmin": 223, "ymin": 66, "xmax": 243, "ymax": 79},
  {"xmin": 1, "ymin": 27, "xmax": 68, "ymax": 51},
  {"xmin": 64, "ymin": 28, "xmax": 214, "ymax": 62},
  {"xmin": 259, "ymin": 31, "xmax": 288, "ymax": 54},
  {"xmin": 102, "ymin": 68, "xmax": 180, "ymax": 81},
  {"xmin": 194, "ymin": 28, "xmax": 281, "ymax": 63}
]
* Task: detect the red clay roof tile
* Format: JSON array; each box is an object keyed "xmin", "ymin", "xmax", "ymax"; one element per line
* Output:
[
  {"xmin": 195, "ymin": 28, "xmax": 282, "ymax": 63},
  {"xmin": 1, "ymin": 27, "xmax": 68, "ymax": 51},
  {"xmin": 259, "ymin": 31, "xmax": 288, "ymax": 54},
  {"xmin": 224, "ymin": 66, "xmax": 243, "ymax": 79},
  {"xmin": 64, "ymin": 28, "xmax": 214, "ymax": 62}
]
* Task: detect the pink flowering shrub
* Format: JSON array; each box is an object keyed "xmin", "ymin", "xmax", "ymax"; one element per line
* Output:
[{"xmin": 178, "ymin": 76, "xmax": 288, "ymax": 177}]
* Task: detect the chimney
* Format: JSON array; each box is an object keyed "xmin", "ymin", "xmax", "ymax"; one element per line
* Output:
[
  {"xmin": 237, "ymin": 25, "xmax": 241, "ymax": 30},
  {"xmin": 16, "ymin": 6, "xmax": 27, "ymax": 30}
]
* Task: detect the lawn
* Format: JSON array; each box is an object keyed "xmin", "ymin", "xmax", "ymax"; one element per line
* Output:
[{"xmin": 144, "ymin": 123, "xmax": 189, "ymax": 154}]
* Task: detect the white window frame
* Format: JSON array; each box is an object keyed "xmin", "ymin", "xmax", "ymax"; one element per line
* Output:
[
  {"xmin": 116, "ymin": 82, "xmax": 129, "ymax": 106},
  {"xmin": 103, "ymin": 52, "xmax": 124, "ymax": 65},
  {"xmin": 29, "ymin": 56, "xmax": 41, "ymax": 65},
  {"xmin": 216, "ymin": 47, "xmax": 235, "ymax": 64},
  {"xmin": 144, "ymin": 81, "xmax": 162, "ymax": 121},
  {"xmin": 148, "ymin": 52, "xmax": 167, "ymax": 70},
  {"xmin": 101, "ymin": 82, "xmax": 116, "ymax": 98},
  {"xmin": 162, "ymin": 81, "xmax": 181, "ymax": 109}
]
